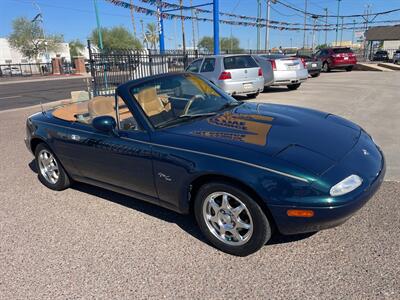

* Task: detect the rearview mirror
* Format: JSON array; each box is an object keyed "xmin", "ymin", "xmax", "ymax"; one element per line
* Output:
[{"xmin": 92, "ymin": 116, "xmax": 117, "ymax": 134}]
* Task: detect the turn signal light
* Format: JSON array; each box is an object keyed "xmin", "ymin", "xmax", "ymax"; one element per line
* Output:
[
  {"xmin": 287, "ymin": 209, "xmax": 314, "ymax": 218},
  {"xmin": 218, "ymin": 71, "xmax": 232, "ymax": 80},
  {"xmin": 258, "ymin": 68, "xmax": 263, "ymax": 76}
]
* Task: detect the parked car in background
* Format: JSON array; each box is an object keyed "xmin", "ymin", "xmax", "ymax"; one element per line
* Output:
[
  {"xmin": 392, "ymin": 50, "xmax": 400, "ymax": 64},
  {"xmin": 1, "ymin": 66, "xmax": 23, "ymax": 76},
  {"xmin": 295, "ymin": 53, "xmax": 322, "ymax": 77},
  {"xmin": 372, "ymin": 50, "xmax": 389, "ymax": 62},
  {"xmin": 258, "ymin": 54, "xmax": 308, "ymax": 90},
  {"xmin": 315, "ymin": 47, "xmax": 357, "ymax": 72},
  {"xmin": 252, "ymin": 55, "xmax": 274, "ymax": 89},
  {"xmin": 185, "ymin": 55, "xmax": 264, "ymax": 97}
]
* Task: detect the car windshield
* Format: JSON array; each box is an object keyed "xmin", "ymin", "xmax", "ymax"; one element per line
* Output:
[
  {"xmin": 130, "ymin": 74, "xmax": 239, "ymax": 129},
  {"xmin": 332, "ymin": 48, "xmax": 353, "ymax": 54}
]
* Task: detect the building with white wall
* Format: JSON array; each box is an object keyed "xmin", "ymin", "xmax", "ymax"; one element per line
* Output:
[{"xmin": 0, "ymin": 37, "xmax": 71, "ymax": 64}]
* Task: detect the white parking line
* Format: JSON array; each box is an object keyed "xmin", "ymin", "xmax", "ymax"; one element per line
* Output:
[{"xmin": 0, "ymin": 95, "xmax": 21, "ymax": 100}]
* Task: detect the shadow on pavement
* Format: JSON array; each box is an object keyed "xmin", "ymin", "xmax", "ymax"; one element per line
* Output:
[{"xmin": 29, "ymin": 159, "xmax": 316, "ymax": 249}]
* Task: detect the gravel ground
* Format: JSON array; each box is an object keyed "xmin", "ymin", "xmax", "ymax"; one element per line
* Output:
[{"xmin": 1, "ymin": 72, "xmax": 400, "ymax": 299}]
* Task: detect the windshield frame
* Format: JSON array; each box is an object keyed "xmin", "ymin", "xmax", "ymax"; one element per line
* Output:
[{"xmin": 128, "ymin": 73, "xmax": 240, "ymax": 130}]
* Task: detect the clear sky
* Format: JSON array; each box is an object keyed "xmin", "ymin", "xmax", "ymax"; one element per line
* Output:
[{"xmin": 1, "ymin": 0, "xmax": 399, "ymax": 49}]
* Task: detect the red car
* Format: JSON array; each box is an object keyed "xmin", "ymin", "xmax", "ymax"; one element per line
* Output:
[{"xmin": 315, "ymin": 47, "xmax": 357, "ymax": 72}]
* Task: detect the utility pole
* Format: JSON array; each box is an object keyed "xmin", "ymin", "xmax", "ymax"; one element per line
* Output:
[
  {"xmin": 303, "ymin": 0, "xmax": 308, "ymax": 49},
  {"xmin": 257, "ymin": 0, "xmax": 261, "ymax": 51},
  {"xmin": 335, "ymin": 0, "xmax": 341, "ymax": 46},
  {"xmin": 179, "ymin": 0, "xmax": 186, "ymax": 53},
  {"xmin": 195, "ymin": 10, "xmax": 200, "ymax": 49},
  {"xmin": 265, "ymin": 0, "xmax": 271, "ymax": 51},
  {"xmin": 351, "ymin": 19, "xmax": 356, "ymax": 45},
  {"xmin": 340, "ymin": 16, "xmax": 344, "ymax": 46},
  {"xmin": 93, "ymin": 0, "xmax": 103, "ymax": 49},
  {"xmin": 190, "ymin": 0, "xmax": 196, "ymax": 50},
  {"xmin": 130, "ymin": 0, "xmax": 137, "ymax": 36},
  {"xmin": 324, "ymin": 8, "xmax": 328, "ymax": 45}
]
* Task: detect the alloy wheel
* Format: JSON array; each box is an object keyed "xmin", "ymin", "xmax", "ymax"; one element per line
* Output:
[
  {"xmin": 202, "ymin": 192, "xmax": 253, "ymax": 246},
  {"xmin": 38, "ymin": 149, "xmax": 59, "ymax": 184}
]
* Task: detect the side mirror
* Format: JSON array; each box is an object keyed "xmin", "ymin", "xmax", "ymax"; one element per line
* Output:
[{"xmin": 92, "ymin": 116, "xmax": 117, "ymax": 134}]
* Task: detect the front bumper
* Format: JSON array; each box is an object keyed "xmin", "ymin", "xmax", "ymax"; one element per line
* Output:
[{"xmin": 268, "ymin": 132, "xmax": 385, "ymax": 235}]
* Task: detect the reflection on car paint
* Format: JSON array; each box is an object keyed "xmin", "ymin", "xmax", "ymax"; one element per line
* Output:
[{"xmin": 192, "ymin": 111, "xmax": 274, "ymax": 146}]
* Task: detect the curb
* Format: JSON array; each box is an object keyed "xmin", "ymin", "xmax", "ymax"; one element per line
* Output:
[
  {"xmin": 0, "ymin": 74, "xmax": 91, "ymax": 85},
  {"xmin": 0, "ymin": 99, "xmax": 69, "ymax": 114}
]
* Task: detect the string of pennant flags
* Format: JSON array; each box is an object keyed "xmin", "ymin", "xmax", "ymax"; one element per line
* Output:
[{"xmin": 105, "ymin": 0, "xmax": 398, "ymax": 31}]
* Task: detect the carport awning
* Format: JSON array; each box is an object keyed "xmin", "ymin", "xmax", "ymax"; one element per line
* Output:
[{"xmin": 365, "ymin": 25, "xmax": 400, "ymax": 41}]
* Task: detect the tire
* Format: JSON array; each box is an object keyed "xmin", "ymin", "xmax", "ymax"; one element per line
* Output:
[
  {"xmin": 345, "ymin": 66, "xmax": 353, "ymax": 72},
  {"xmin": 322, "ymin": 62, "xmax": 330, "ymax": 72},
  {"xmin": 194, "ymin": 182, "xmax": 272, "ymax": 256},
  {"xmin": 35, "ymin": 143, "xmax": 70, "ymax": 191},
  {"xmin": 247, "ymin": 92, "xmax": 259, "ymax": 98},
  {"xmin": 287, "ymin": 83, "xmax": 301, "ymax": 90},
  {"xmin": 311, "ymin": 72, "xmax": 320, "ymax": 78}
]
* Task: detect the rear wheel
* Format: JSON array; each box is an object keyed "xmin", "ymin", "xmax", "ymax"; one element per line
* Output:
[
  {"xmin": 322, "ymin": 62, "xmax": 330, "ymax": 72},
  {"xmin": 345, "ymin": 66, "xmax": 353, "ymax": 72},
  {"xmin": 247, "ymin": 92, "xmax": 260, "ymax": 98},
  {"xmin": 35, "ymin": 143, "xmax": 70, "ymax": 191},
  {"xmin": 287, "ymin": 83, "xmax": 301, "ymax": 90},
  {"xmin": 194, "ymin": 182, "xmax": 272, "ymax": 256},
  {"xmin": 311, "ymin": 72, "xmax": 320, "ymax": 78}
]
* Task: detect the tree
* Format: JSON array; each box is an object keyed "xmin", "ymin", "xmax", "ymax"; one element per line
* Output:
[
  {"xmin": 90, "ymin": 26, "xmax": 142, "ymax": 50},
  {"xmin": 198, "ymin": 36, "xmax": 242, "ymax": 53},
  {"xmin": 8, "ymin": 17, "xmax": 63, "ymax": 62},
  {"xmin": 69, "ymin": 39, "xmax": 85, "ymax": 58},
  {"xmin": 316, "ymin": 44, "xmax": 328, "ymax": 50},
  {"xmin": 145, "ymin": 23, "xmax": 159, "ymax": 50}
]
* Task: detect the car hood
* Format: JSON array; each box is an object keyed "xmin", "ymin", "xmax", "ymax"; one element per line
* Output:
[{"xmin": 164, "ymin": 102, "xmax": 361, "ymax": 175}]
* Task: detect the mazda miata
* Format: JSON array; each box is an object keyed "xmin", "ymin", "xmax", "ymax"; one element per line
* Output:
[{"xmin": 25, "ymin": 73, "xmax": 385, "ymax": 256}]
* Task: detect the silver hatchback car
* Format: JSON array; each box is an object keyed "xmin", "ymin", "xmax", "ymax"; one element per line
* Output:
[{"xmin": 185, "ymin": 55, "xmax": 264, "ymax": 97}]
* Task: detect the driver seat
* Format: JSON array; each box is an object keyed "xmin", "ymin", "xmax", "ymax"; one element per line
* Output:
[{"xmin": 135, "ymin": 87, "xmax": 171, "ymax": 117}]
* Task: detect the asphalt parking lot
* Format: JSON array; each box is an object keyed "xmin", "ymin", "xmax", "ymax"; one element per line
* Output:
[{"xmin": 1, "ymin": 71, "xmax": 399, "ymax": 299}]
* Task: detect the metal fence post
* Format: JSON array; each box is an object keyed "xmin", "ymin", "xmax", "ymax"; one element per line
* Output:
[
  {"xmin": 87, "ymin": 40, "xmax": 97, "ymax": 96},
  {"xmin": 148, "ymin": 49, "xmax": 153, "ymax": 76}
]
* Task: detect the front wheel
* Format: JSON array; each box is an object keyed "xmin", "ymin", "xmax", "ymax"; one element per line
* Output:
[
  {"xmin": 35, "ymin": 143, "xmax": 71, "ymax": 191},
  {"xmin": 287, "ymin": 83, "xmax": 301, "ymax": 90},
  {"xmin": 194, "ymin": 182, "xmax": 272, "ymax": 256}
]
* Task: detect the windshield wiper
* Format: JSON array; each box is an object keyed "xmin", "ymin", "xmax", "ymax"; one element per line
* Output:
[
  {"xmin": 156, "ymin": 112, "xmax": 216, "ymax": 129},
  {"xmin": 178, "ymin": 112, "xmax": 217, "ymax": 118}
]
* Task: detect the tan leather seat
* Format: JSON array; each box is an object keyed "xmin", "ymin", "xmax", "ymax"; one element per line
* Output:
[
  {"xmin": 135, "ymin": 87, "xmax": 171, "ymax": 117},
  {"xmin": 88, "ymin": 96, "xmax": 115, "ymax": 118}
]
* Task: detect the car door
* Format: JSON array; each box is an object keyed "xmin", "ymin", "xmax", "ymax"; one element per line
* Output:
[{"xmin": 66, "ymin": 95, "xmax": 157, "ymax": 199}]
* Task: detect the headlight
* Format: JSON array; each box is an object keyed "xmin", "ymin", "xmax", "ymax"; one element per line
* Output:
[{"xmin": 330, "ymin": 175, "xmax": 363, "ymax": 196}]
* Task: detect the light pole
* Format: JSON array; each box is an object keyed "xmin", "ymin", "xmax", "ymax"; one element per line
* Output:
[
  {"xmin": 352, "ymin": 19, "xmax": 356, "ymax": 45},
  {"xmin": 93, "ymin": 0, "xmax": 103, "ymax": 49},
  {"xmin": 265, "ymin": 0, "xmax": 272, "ymax": 51},
  {"xmin": 335, "ymin": 0, "xmax": 341, "ymax": 46},
  {"xmin": 311, "ymin": 15, "xmax": 318, "ymax": 51},
  {"xmin": 213, "ymin": 0, "xmax": 219, "ymax": 54}
]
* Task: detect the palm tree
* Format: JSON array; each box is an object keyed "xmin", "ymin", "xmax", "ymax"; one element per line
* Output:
[{"xmin": 145, "ymin": 23, "xmax": 159, "ymax": 50}]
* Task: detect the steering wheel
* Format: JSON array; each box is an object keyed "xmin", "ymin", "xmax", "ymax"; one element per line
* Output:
[{"xmin": 183, "ymin": 94, "xmax": 206, "ymax": 115}]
